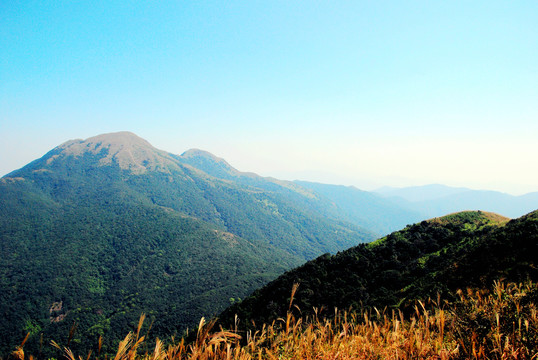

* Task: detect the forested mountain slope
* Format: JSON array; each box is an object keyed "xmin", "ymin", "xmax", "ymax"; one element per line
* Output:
[
  {"xmin": 7, "ymin": 132, "xmax": 373, "ymax": 259},
  {"xmin": 0, "ymin": 132, "xmax": 375, "ymax": 356},
  {"xmin": 178, "ymin": 151, "xmax": 426, "ymax": 236},
  {"xmin": 219, "ymin": 210, "xmax": 538, "ymax": 329},
  {"xmin": 295, "ymin": 181, "xmax": 424, "ymax": 234}
]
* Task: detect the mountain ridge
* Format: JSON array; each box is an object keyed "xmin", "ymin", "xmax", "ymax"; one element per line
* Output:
[
  {"xmin": 179, "ymin": 148, "xmax": 243, "ymax": 177},
  {"xmin": 218, "ymin": 209, "xmax": 538, "ymax": 330},
  {"xmin": 2, "ymin": 131, "xmax": 536, "ymax": 356},
  {"xmin": 294, "ymin": 181, "xmax": 425, "ymax": 234},
  {"xmin": 374, "ymin": 184, "xmax": 471, "ymax": 202},
  {"xmin": 0, "ymin": 132, "xmax": 375, "ymax": 356},
  {"xmin": 6, "ymin": 132, "xmax": 536, "ymax": 222},
  {"xmin": 375, "ymin": 184, "xmax": 538, "ymax": 219},
  {"xmin": 9, "ymin": 131, "xmax": 182, "ymax": 177}
]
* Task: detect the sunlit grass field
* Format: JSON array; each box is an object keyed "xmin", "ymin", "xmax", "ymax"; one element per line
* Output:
[{"xmin": 9, "ymin": 280, "xmax": 538, "ymax": 360}]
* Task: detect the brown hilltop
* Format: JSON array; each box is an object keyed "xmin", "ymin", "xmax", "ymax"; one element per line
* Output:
[
  {"xmin": 427, "ymin": 210, "xmax": 511, "ymax": 226},
  {"xmin": 51, "ymin": 131, "xmax": 181, "ymax": 174}
]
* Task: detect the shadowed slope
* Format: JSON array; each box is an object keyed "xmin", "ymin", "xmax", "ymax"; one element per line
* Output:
[{"xmin": 219, "ymin": 210, "xmax": 538, "ymax": 330}]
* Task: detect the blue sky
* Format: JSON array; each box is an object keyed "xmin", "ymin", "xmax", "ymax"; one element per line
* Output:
[{"xmin": 1, "ymin": 1, "xmax": 537, "ymax": 194}]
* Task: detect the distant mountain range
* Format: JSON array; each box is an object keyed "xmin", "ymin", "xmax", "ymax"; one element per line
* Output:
[
  {"xmin": 1, "ymin": 131, "xmax": 536, "ymax": 356},
  {"xmin": 375, "ymin": 184, "xmax": 472, "ymax": 202},
  {"xmin": 375, "ymin": 184, "xmax": 538, "ymax": 219},
  {"xmin": 294, "ymin": 181, "xmax": 424, "ymax": 235}
]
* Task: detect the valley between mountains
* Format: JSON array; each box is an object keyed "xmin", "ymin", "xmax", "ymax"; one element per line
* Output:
[{"xmin": 1, "ymin": 132, "xmax": 537, "ymax": 358}]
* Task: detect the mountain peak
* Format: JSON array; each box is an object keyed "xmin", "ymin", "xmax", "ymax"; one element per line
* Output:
[
  {"xmin": 179, "ymin": 148, "xmax": 242, "ymax": 179},
  {"xmin": 60, "ymin": 131, "xmax": 152, "ymax": 151},
  {"xmin": 181, "ymin": 148, "xmax": 229, "ymax": 163},
  {"xmin": 86, "ymin": 131, "xmax": 151, "ymax": 146},
  {"xmin": 48, "ymin": 132, "xmax": 179, "ymax": 174}
]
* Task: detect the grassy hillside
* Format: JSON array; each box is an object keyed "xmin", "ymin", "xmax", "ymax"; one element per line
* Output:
[
  {"xmin": 219, "ymin": 210, "xmax": 538, "ymax": 330},
  {"xmin": 4, "ymin": 204, "xmax": 537, "ymax": 359},
  {"xmin": 11, "ymin": 280, "xmax": 538, "ymax": 359},
  {"xmin": 5, "ymin": 132, "xmax": 536, "ymax": 358}
]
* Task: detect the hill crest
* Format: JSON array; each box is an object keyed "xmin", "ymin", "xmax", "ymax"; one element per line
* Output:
[
  {"xmin": 427, "ymin": 210, "xmax": 511, "ymax": 226},
  {"xmin": 179, "ymin": 148, "xmax": 258, "ymax": 179},
  {"xmin": 40, "ymin": 131, "xmax": 181, "ymax": 174},
  {"xmin": 218, "ymin": 209, "xmax": 538, "ymax": 330}
]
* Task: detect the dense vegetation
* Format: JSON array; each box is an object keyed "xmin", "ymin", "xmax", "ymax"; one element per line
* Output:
[
  {"xmin": 0, "ymin": 133, "xmax": 375, "ymax": 357},
  {"xmin": 0, "ymin": 176, "xmax": 291, "ymax": 357},
  {"xmin": 10, "ymin": 280, "xmax": 538, "ymax": 359},
  {"xmin": 3, "ymin": 132, "xmax": 537, "ymax": 359},
  {"xmin": 219, "ymin": 210, "xmax": 538, "ymax": 331}
]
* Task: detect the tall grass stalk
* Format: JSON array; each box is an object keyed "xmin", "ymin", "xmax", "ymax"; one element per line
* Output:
[{"xmin": 7, "ymin": 281, "xmax": 538, "ymax": 360}]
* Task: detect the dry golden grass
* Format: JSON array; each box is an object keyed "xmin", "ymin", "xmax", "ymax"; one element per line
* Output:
[
  {"xmin": 8, "ymin": 281, "xmax": 538, "ymax": 360},
  {"xmin": 428, "ymin": 211, "xmax": 511, "ymax": 226}
]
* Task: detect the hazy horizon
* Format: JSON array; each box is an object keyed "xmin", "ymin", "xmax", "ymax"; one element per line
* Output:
[
  {"xmin": 1, "ymin": 2, "xmax": 536, "ymax": 195},
  {"xmin": 1, "ymin": 130, "xmax": 536, "ymax": 196}
]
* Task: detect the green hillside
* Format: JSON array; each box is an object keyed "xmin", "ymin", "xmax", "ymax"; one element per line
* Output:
[
  {"xmin": 0, "ymin": 132, "xmax": 377, "ymax": 357},
  {"xmin": 219, "ymin": 210, "xmax": 538, "ymax": 329},
  {"xmin": 0, "ymin": 177, "xmax": 290, "ymax": 356}
]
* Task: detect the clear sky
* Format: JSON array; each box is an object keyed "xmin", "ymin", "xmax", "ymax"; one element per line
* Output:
[{"xmin": 1, "ymin": 1, "xmax": 537, "ymax": 194}]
